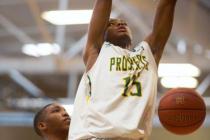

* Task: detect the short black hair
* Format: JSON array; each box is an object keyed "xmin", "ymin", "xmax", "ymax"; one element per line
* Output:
[{"xmin": 33, "ymin": 103, "xmax": 53, "ymax": 136}]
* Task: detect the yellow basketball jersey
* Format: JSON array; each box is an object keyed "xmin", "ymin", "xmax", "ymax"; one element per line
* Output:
[{"xmin": 69, "ymin": 41, "xmax": 158, "ymax": 140}]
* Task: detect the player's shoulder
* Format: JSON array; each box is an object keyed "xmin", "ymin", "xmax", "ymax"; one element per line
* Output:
[{"xmin": 133, "ymin": 41, "xmax": 150, "ymax": 52}]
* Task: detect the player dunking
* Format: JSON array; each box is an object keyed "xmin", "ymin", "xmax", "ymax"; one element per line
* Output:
[{"xmin": 69, "ymin": 0, "xmax": 177, "ymax": 139}]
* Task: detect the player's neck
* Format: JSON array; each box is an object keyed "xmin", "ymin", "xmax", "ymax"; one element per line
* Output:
[{"xmin": 112, "ymin": 38, "xmax": 132, "ymax": 50}]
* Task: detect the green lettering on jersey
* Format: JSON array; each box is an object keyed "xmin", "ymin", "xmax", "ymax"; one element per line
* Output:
[
  {"xmin": 122, "ymin": 56, "xmax": 127, "ymax": 71},
  {"xmin": 127, "ymin": 57, "xmax": 134, "ymax": 70},
  {"xmin": 109, "ymin": 54, "xmax": 149, "ymax": 72},
  {"xmin": 142, "ymin": 56, "xmax": 149, "ymax": 70},
  {"xmin": 110, "ymin": 57, "xmax": 115, "ymax": 71},
  {"xmin": 116, "ymin": 57, "xmax": 121, "ymax": 71}
]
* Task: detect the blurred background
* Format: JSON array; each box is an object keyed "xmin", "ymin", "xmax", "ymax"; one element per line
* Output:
[{"xmin": 0, "ymin": 0, "xmax": 209, "ymax": 140}]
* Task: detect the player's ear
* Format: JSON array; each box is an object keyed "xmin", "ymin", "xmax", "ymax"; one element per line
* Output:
[{"xmin": 38, "ymin": 122, "xmax": 47, "ymax": 131}]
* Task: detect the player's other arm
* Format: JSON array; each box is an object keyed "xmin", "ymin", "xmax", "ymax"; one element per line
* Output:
[
  {"xmin": 83, "ymin": 0, "xmax": 112, "ymax": 71},
  {"xmin": 145, "ymin": 0, "xmax": 177, "ymax": 65}
]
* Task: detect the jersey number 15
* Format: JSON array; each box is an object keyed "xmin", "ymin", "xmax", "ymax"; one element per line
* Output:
[{"xmin": 122, "ymin": 75, "xmax": 142, "ymax": 97}]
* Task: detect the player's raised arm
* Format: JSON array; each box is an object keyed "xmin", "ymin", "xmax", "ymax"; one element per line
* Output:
[
  {"xmin": 83, "ymin": 0, "xmax": 112, "ymax": 70},
  {"xmin": 145, "ymin": 0, "xmax": 177, "ymax": 65}
]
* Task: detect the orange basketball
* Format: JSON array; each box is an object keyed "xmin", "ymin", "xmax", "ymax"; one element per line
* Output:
[{"xmin": 158, "ymin": 88, "xmax": 206, "ymax": 135}]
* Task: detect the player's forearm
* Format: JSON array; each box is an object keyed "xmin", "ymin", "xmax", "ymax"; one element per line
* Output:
[
  {"xmin": 83, "ymin": 0, "xmax": 112, "ymax": 69},
  {"xmin": 159, "ymin": 0, "xmax": 177, "ymax": 7},
  {"xmin": 145, "ymin": 0, "xmax": 177, "ymax": 64},
  {"xmin": 152, "ymin": 0, "xmax": 177, "ymax": 37},
  {"xmin": 87, "ymin": 0, "xmax": 112, "ymax": 45}
]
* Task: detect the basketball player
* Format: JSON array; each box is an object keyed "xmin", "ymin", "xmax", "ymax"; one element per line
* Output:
[
  {"xmin": 69, "ymin": 0, "xmax": 177, "ymax": 139},
  {"xmin": 33, "ymin": 103, "xmax": 71, "ymax": 140}
]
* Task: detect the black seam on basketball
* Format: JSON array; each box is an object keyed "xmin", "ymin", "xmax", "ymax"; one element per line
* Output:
[
  {"xmin": 158, "ymin": 109, "xmax": 206, "ymax": 111},
  {"xmin": 159, "ymin": 93, "xmax": 206, "ymax": 109},
  {"xmin": 161, "ymin": 93, "xmax": 201, "ymax": 101},
  {"xmin": 160, "ymin": 91, "xmax": 203, "ymax": 102},
  {"xmin": 160, "ymin": 118, "xmax": 205, "ymax": 127}
]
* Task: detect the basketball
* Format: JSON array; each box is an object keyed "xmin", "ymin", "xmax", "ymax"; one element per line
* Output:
[{"xmin": 158, "ymin": 88, "xmax": 206, "ymax": 135}]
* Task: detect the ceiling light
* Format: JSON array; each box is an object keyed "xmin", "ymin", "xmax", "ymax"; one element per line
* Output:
[
  {"xmin": 42, "ymin": 10, "xmax": 93, "ymax": 25},
  {"xmin": 161, "ymin": 77, "xmax": 198, "ymax": 88},
  {"xmin": 177, "ymin": 40, "xmax": 187, "ymax": 54},
  {"xmin": 22, "ymin": 43, "xmax": 61, "ymax": 57},
  {"xmin": 158, "ymin": 63, "xmax": 200, "ymax": 77}
]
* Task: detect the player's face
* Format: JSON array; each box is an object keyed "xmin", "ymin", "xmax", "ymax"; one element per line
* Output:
[
  {"xmin": 104, "ymin": 19, "xmax": 132, "ymax": 46},
  {"xmin": 44, "ymin": 103, "xmax": 70, "ymax": 133}
]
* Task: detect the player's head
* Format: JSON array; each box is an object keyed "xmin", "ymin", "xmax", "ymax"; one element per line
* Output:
[
  {"xmin": 104, "ymin": 18, "xmax": 132, "ymax": 49},
  {"xmin": 33, "ymin": 103, "xmax": 70, "ymax": 138}
]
